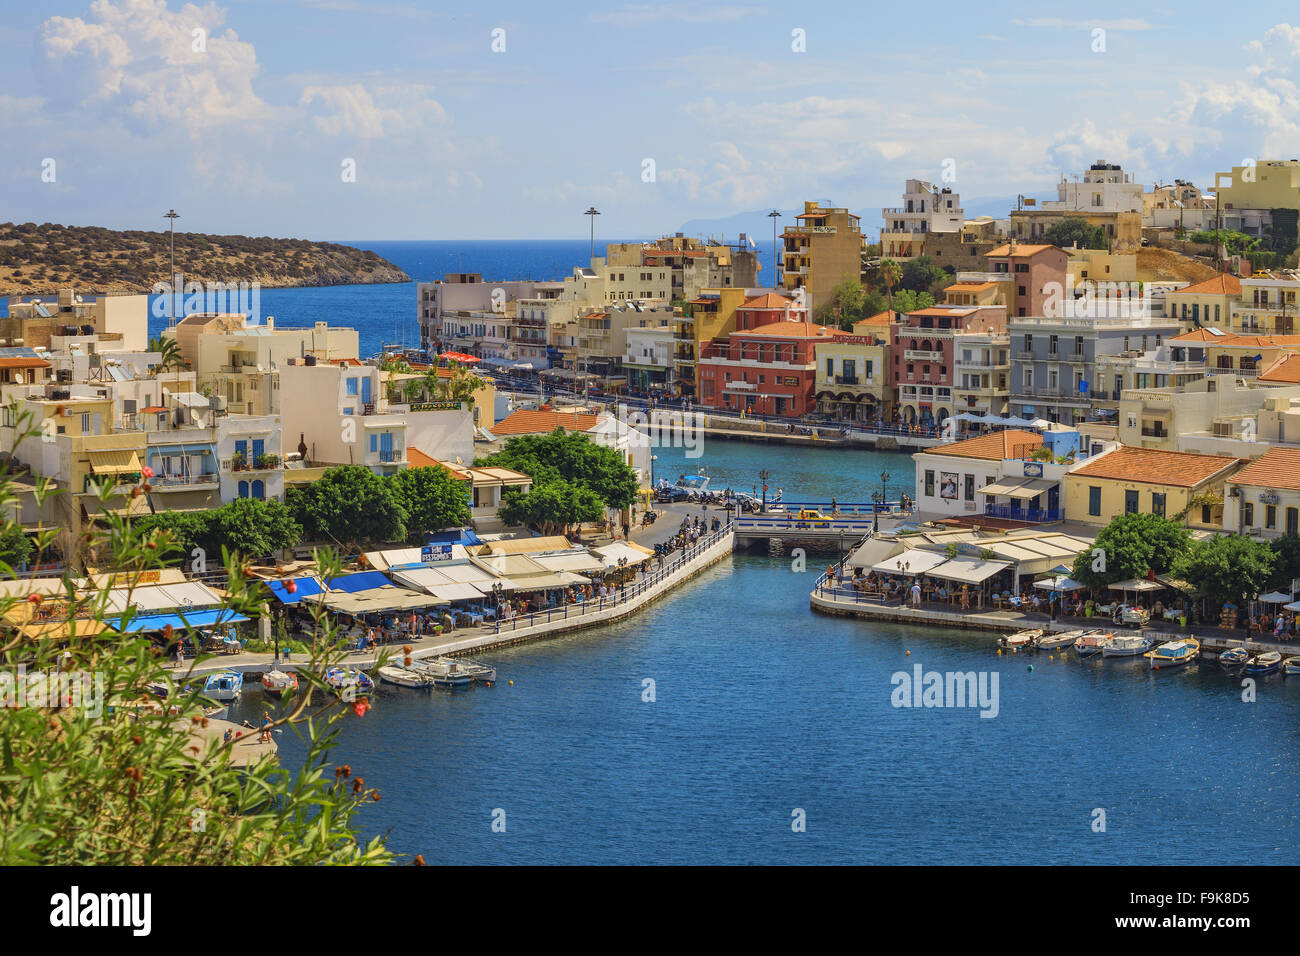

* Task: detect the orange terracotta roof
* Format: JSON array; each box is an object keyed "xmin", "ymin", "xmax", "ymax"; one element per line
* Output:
[
  {"xmin": 732, "ymin": 321, "xmax": 834, "ymax": 338},
  {"xmin": 986, "ymin": 244, "xmax": 1061, "ymax": 258},
  {"xmin": 1169, "ymin": 272, "xmax": 1242, "ymax": 296},
  {"xmin": 1069, "ymin": 446, "xmax": 1241, "ymax": 488},
  {"xmin": 1170, "ymin": 329, "xmax": 1300, "ymax": 349},
  {"xmin": 491, "ymin": 409, "xmax": 600, "ymax": 436},
  {"xmin": 0, "ymin": 357, "xmax": 50, "ymax": 369},
  {"xmin": 406, "ymin": 447, "xmax": 439, "ymax": 468},
  {"xmin": 852, "ymin": 310, "xmax": 897, "ymax": 329},
  {"xmin": 1231, "ymin": 447, "xmax": 1300, "ymax": 491},
  {"xmin": 945, "ymin": 282, "xmax": 997, "ymax": 292},
  {"xmin": 738, "ymin": 292, "xmax": 798, "ymax": 310},
  {"xmin": 327, "ymin": 358, "xmax": 364, "ymax": 366},
  {"xmin": 928, "ymin": 429, "xmax": 1042, "ymax": 461},
  {"xmin": 1169, "ymin": 328, "xmax": 1223, "ymax": 343},
  {"xmin": 1258, "ymin": 352, "xmax": 1300, "ymax": 384}
]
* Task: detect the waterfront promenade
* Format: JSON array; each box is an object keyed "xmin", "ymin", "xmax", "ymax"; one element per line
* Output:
[
  {"xmin": 173, "ymin": 520, "xmax": 735, "ymax": 680},
  {"xmin": 809, "ymin": 571, "xmax": 1300, "ymax": 657}
]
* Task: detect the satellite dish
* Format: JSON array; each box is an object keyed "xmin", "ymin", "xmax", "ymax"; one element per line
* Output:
[{"xmin": 13, "ymin": 372, "xmax": 22, "ymax": 384}]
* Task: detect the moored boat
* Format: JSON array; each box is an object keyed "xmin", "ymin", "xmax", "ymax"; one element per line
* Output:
[
  {"xmin": 376, "ymin": 664, "xmax": 435, "ymax": 689},
  {"xmin": 409, "ymin": 657, "xmax": 497, "ymax": 687},
  {"xmin": 1034, "ymin": 629, "xmax": 1084, "ymax": 650},
  {"xmin": 1283, "ymin": 657, "xmax": 1300, "ymax": 676},
  {"xmin": 1243, "ymin": 650, "xmax": 1283, "ymax": 676},
  {"xmin": 261, "ymin": 668, "xmax": 298, "ymax": 697},
  {"xmin": 202, "ymin": 670, "xmax": 244, "ymax": 701},
  {"xmin": 1218, "ymin": 646, "xmax": 1249, "ymax": 668},
  {"xmin": 1144, "ymin": 638, "xmax": 1200, "ymax": 669},
  {"xmin": 325, "ymin": 666, "xmax": 374, "ymax": 696},
  {"xmin": 1074, "ymin": 631, "xmax": 1112, "ymax": 658},
  {"xmin": 1102, "ymin": 633, "xmax": 1156, "ymax": 658},
  {"xmin": 1000, "ymin": 628, "xmax": 1042, "ymax": 650}
]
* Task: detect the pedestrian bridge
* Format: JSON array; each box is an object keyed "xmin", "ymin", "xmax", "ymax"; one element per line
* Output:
[{"xmin": 734, "ymin": 501, "xmax": 895, "ymax": 549}]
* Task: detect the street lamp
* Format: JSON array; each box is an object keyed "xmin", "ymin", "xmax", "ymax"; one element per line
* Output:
[
  {"xmin": 163, "ymin": 209, "xmax": 180, "ymax": 325},
  {"xmin": 758, "ymin": 468, "xmax": 771, "ymax": 513},
  {"xmin": 876, "ymin": 469, "xmax": 891, "ymax": 532},
  {"xmin": 585, "ymin": 206, "xmax": 601, "ymax": 260},
  {"xmin": 767, "ymin": 210, "xmax": 782, "ymax": 288}
]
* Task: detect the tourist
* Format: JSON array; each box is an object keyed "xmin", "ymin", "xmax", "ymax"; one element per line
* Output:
[
  {"xmin": 910, "ymin": 581, "xmax": 921, "ymax": 607},
  {"xmin": 259, "ymin": 711, "xmax": 272, "ymax": 744}
]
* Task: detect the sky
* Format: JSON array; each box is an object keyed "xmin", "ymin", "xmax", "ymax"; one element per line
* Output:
[{"xmin": 2, "ymin": 1, "xmax": 1299, "ymax": 241}]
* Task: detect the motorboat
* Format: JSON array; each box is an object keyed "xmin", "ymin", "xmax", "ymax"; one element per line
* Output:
[
  {"xmin": 1144, "ymin": 638, "xmax": 1200, "ymax": 669},
  {"xmin": 376, "ymin": 664, "xmax": 435, "ymax": 689},
  {"xmin": 999, "ymin": 628, "xmax": 1042, "ymax": 650},
  {"xmin": 1102, "ymin": 633, "xmax": 1155, "ymax": 658},
  {"xmin": 1218, "ymin": 646, "xmax": 1249, "ymax": 668},
  {"xmin": 261, "ymin": 668, "xmax": 298, "ymax": 698},
  {"xmin": 1035, "ymin": 629, "xmax": 1085, "ymax": 651},
  {"xmin": 202, "ymin": 671, "xmax": 244, "ymax": 701},
  {"xmin": 325, "ymin": 667, "xmax": 374, "ymax": 696},
  {"xmin": 1074, "ymin": 631, "xmax": 1112, "ymax": 658},
  {"xmin": 1283, "ymin": 657, "xmax": 1300, "ymax": 676},
  {"xmin": 1243, "ymin": 650, "xmax": 1283, "ymax": 676},
  {"xmin": 410, "ymin": 657, "xmax": 497, "ymax": 688}
]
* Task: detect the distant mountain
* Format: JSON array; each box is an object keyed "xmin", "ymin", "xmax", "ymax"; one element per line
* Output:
[{"xmin": 0, "ymin": 222, "xmax": 410, "ymax": 295}]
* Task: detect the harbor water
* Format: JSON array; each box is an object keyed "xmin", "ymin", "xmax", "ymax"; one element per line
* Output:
[{"xmin": 232, "ymin": 441, "xmax": 1300, "ymax": 864}]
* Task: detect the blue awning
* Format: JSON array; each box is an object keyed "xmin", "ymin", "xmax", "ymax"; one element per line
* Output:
[
  {"xmin": 266, "ymin": 576, "xmax": 324, "ymax": 604},
  {"xmin": 118, "ymin": 609, "xmax": 250, "ymax": 633},
  {"xmin": 325, "ymin": 571, "xmax": 393, "ymax": 592}
]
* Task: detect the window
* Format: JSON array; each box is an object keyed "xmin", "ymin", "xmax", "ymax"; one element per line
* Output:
[
  {"xmin": 924, "ymin": 470, "xmax": 935, "ymax": 497},
  {"xmin": 1244, "ymin": 502, "xmax": 1255, "ymax": 527},
  {"xmin": 1266, "ymin": 505, "xmax": 1277, "ymax": 529},
  {"xmin": 964, "ymin": 474, "xmax": 975, "ymax": 501},
  {"xmin": 369, "ymin": 434, "xmax": 378, "ymax": 453},
  {"xmin": 1089, "ymin": 486, "xmax": 1101, "ymax": 516},
  {"xmin": 1201, "ymin": 505, "xmax": 1212, "ymax": 525},
  {"xmin": 1152, "ymin": 492, "xmax": 1166, "ymax": 517},
  {"xmin": 238, "ymin": 480, "xmax": 249, "ymax": 498},
  {"xmin": 825, "ymin": 358, "xmax": 833, "ymax": 377},
  {"xmin": 251, "ymin": 480, "xmax": 264, "ymax": 500},
  {"xmin": 1125, "ymin": 490, "xmax": 1139, "ymax": 514},
  {"xmin": 346, "ymin": 377, "xmax": 359, "ymax": 396}
]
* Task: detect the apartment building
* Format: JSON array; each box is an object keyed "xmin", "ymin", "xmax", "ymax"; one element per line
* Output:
[
  {"xmin": 279, "ymin": 359, "xmax": 407, "ymax": 475},
  {"xmin": 890, "ymin": 305, "xmax": 1007, "ymax": 426},
  {"xmin": 2, "ymin": 289, "xmax": 149, "ymax": 352},
  {"xmin": 606, "ymin": 234, "xmax": 760, "ymax": 303},
  {"xmin": 814, "ymin": 312, "xmax": 892, "ymax": 423},
  {"xmin": 417, "ymin": 274, "xmax": 552, "ymax": 352},
  {"xmin": 697, "ymin": 320, "xmax": 831, "ymax": 417},
  {"xmin": 880, "ymin": 180, "xmax": 966, "ymax": 261},
  {"xmin": 1211, "ymin": 160, "xmax": 1300, "ymax": 236},
  {"xmin": 781, "ymin": 201, "xmax": 864, "ymax": 312}
]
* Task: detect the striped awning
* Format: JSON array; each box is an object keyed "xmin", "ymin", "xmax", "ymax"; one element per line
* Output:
[{"xmin": 86, "ymin": 449, "xmax": 142, "ymax": 475}]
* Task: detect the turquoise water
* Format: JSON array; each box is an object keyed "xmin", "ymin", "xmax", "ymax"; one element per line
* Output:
[{"xmin": 232, "ymin": 440, "xmax": 1300, "ymax": 865}]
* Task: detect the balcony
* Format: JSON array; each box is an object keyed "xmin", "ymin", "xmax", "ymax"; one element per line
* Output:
[
  {"xmin": 904, "ymin": 349, "xmax": 943, "ymax": 362},
  {"xmin": 1140, "ymin": 427, "xmax": 1169, "ymax": 439},
  {"xmin": 379, "ymin": 450, "xmax": 404, "ymax": 463},
  {"xmin": 151, "ymin": 472, "xmax": 220, "ymax": 489},
  {"xmin": 1013, "ymin": 350, "xmax": 1035, "ymax": 360},
  {"xmin": 835, "ymin": 374, "xmax": 859, "ymax": 385}
]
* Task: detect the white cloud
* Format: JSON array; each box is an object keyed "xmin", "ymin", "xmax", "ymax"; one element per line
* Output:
[
  {"xmin": 38, "ymin": 0, "xmax": 274, "ymax": 136},
  {"xmin": 592, "ymin": 4, "xmax": 762, "ymax": 26},
  {"xmin": 300, "ymin": 82, "xmax": 448, "ymax": 139}
]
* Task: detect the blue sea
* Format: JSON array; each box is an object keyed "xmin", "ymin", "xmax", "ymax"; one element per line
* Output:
[{"xmin": 227, "ymin": 439, "xmax": 1300, "ymax": 866}]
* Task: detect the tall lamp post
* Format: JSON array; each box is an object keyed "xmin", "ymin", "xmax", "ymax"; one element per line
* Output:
[
  {"xmin": 163, "ymin": 209, "xmax": 180, "ymax": 325},
  {"xmin": 768, "ymin": 210, "xmax": 782, "ymax": 288},
  {"xmin": 585, "ymin": 206, "xmax": 600, "ymax": 260},
  {"xmin": 758, "ymin": 468, "xmax": 771, "ymax": 513},
  {"xmin": 876, "ymin": 469, "xmax": 891, "ymax": 532}
]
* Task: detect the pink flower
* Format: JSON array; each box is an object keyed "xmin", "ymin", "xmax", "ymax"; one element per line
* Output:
[{"xmin": 141, "ymin": 466, "xmax": 155, "ymax": 479}]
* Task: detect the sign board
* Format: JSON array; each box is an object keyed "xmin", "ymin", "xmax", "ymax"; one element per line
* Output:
[
  {"xmin": 421, "ymin": 542, "xmax": 453, "ymax": 563},
  {"xmin": 1023, "ymin": 462, "xmax": 1044, "ymax": 478},
  {"xmin": 409, "ymin": 402, "xmax": 462, "ymax": 412}
]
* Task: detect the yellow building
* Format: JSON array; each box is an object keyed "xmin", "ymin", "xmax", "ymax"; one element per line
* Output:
[
  {"xmin": 675, "ymin": 288, "xmax": 750, "ymax": 397},
  {"xmin": 781, "ymin": 201, "xmax": 864, "ymax": 312},
  {"xmin": 1213, "ymin": 160, "xmax": 1300, "ymax": 215},
  {"xmin": 1009, "ymin": 209, "xmax": 1142, "ymax": 252},
  {"xmin": 813, "ymin": 312, "xmax": 891, "ymax": 423},
  {"xmin": 1063, "ymin": 444, "xmax": 1241, "ymax": 529},
  {"xmin": 1163, "ymin": 273, "xmax": 1240, "ymax": 332},
  {"xmin": 1065, "ymin": 248, "xmax": 1137, "ymax": 285}
]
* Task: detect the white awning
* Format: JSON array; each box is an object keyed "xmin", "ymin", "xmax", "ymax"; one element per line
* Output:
[
  {"xmin": 592, "ymin": 541, "xmax": 652, "ymax": 568},
  {"xmin": 1002, "ymin": 478, "xmax": 1057, "ymax": 500},
  {"xmin": 533, "ymin": 551, "xmax": 607, "ymax": 574},
  {"xmin": 980, "ymin": 478, "xmax": 1031, "ymax": 496},
  {"xmin": 926, "ymin": 556, "xmax": 1012, "ymax": 584},
  {"xmin": 871, "ymin": 549, "xmax": 949, "ymax": 575}
]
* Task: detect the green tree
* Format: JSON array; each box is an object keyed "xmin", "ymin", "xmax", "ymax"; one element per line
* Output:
[
  {"xmin": 889, "ymin": 289, "xmax": 936, "ymax": 314},
  {"xmin": 816, "ymin": 278, "xmax": 867, "ymax": 330},
  {"xmin": 900, "ymin": 256, "xmax": 950, "ymax": 293},
  {"xmin": 388, "ymin": 466, "xmax": 472, "ymax": 544},
  {"xmin": 499, "ymin": 482, "xmax": 604, "ymax": 536},
  {"xmin": 1174, "ymin": 535, "xmax": 1275, "ymax": 612},
  {"xmin": 0, "ymin": 417, "xmax": 395, "ymax": 865},
  {"xmin": 287, "ymin": 466, "xmax": 406, "ymax": 548},
  {"xmin": 147, "ymin": 335, "xmax": 186, "ymax": 372},
  {"xmin": 1070, "ymin": 512, "xmax": 1192, "ymax": 589},
  {"xmin": 1045, "ymin": 219, "xmax": 1108, "ymax": 250},
  {"xmin": 478, "ymin": 429, "xmax": 638, "ymax": 510},
  {"xmin": 1269, "ymin": 535, "xmax": 1300, "ymax": 591},
  {"xmin": 131, "ymin": 509, "xmax": 211, "ymax": 558},
  {"xmin": 0, "ymin": 522, "xmax": 33, "ymax": 569},
  {"xmin": 202, "ymin": 497, "xmax": 301, "ymax": 559},
  {"xmin": 879, "ymin": 259, "xmax": 903, "ymax": 311}
]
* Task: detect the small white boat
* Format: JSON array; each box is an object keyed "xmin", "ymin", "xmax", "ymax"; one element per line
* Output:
[
  {"xmin": 1283, "ymin": 657, "xmax": 1300, "ymax": 676},
  {"xmin": 1244, "ymin": 650, "xmax": 1283, "ymax": 676},
  {"xmin": 1074, "ymin": 631, "xmax": 1112, "ymax": 658},
  {"xmin": 376, "ymin": 664, "xmax": 435, "ymax": 689},
  {"xmin": 1000, "ymin": 628, "xmax": 1042, "ymax": 650},
  {"xmin": 1102, "ymin": 633, "xmax": 1155, "ymax": 658},
  {"xmin": 1218, "ymin": 646, "xmax": 1249, "ymax": 668},
  {"xmin": 1035, "ymin": 629, "xmax": 1084, "ymax": 650},
  {"xmin": 261, "ymin": 668, "xmax": 298, "ymax": 698},
  {"xmin": 410, "ymin": 657, "xmax": 497, "ymax": 687},
  {"xmin": 1145, "ymin": 638, "xmax": 1200, "ymax": 669},
  {"xmin": 202, "ymin": 671, "xmax": 243, "ymax": 701}
]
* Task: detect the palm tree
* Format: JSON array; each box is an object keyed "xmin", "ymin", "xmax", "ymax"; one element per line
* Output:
[
  {"xmin": 879, "ymin": 259, "xmax": 903, "ymax": 313},
  {"xmin": 147, "ymin": 335, "xmax": 185, "ymax": 373},
  {"xmin": 434, "ymin": 361, "xmax": 485, "ymax": 407}
]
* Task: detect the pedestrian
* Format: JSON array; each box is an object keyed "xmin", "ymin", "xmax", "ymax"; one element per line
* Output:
[{"xmin": 910, "ymin": 580, "xmax": 922, "ymax": 607}]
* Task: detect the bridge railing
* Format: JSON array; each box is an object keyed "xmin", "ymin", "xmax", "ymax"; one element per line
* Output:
[{"xmin": 735, "ymin": 516, "xmax": 878, "ymax": 534}]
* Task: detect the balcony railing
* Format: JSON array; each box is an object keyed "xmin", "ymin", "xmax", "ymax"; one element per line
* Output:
[
  {"xmin": 151, "ymin": 472, "xmax": 220, "ymax": 488},
  {"xmin": 904, "ymin": 350, "xmax": 943, "ymax": 361},
  {"xmin": 835, "ymin": 375, "xmax": 859, "ymax": 385},
  {"xmin": 984, "ymin": 504, "xmax": 1063, "ymax": 523}
]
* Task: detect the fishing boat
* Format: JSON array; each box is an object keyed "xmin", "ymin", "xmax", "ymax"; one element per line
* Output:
[
  {"xmin": 1102, "ymin": 633, "xmax": 1156, "ymax": 658},
  {"xmin": 376, "ymin": 664, "xmax": 435, "ymax": 689},
  {"xmin": 1144, "ymin": 638, "xmax": 1200, "ymax": 669},
  {"xmin": 999, "ymin": 628, "xmax": 1042, "ymax": 650},
  {"xmin": 325, "ymin": 666, "xmax": 374, "ymax": 696},
  {"xmin": 1035, "ymin": 629, "xmax": 1085, "ymax": 651},
  {"xmin": 261, "ymin": 668, "xmax": 298, "ymax": 698},
  {"xmin": 1218, "ymin": 646, "xmax": 1249, "ymax": 668},
  {"xmin": 202, "ymin": 671, "xmax": 244, "ymax": 701},
  {"xmin": 1074, "ymin": 631, "xmax": 1112, "ymax": 658},
  {"xmin": 1244, "ymin": 650, "xmax": 1283, "ymax": 676},
  {"xmin": 410, "ymin": 657, "xmax": 497, "ymax": 687},
  {"xmin": 1283, "ymin": 657, "xmax": 1300, "ymax": 676}
]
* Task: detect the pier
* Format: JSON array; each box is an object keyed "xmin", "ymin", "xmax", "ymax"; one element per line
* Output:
[{"xmin": 734, "ymin": 500, "xmax": 895, "ymax": 552}]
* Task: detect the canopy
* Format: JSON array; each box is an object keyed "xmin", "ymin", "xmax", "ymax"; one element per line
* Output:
[
  {"xmin": 1107, "ymin": 578, "xmax": 1163, "ymax": 592},
  {"xmin": 871, "ymin": 549, "xmax": 949, "ymax": 576},
  {"xmin": 533, "ymin": 550, "xmax": 607, "ymax": 574},
  {"xmin": 117, "ymin": 609, "xmax": 249, "ymax": 633},
  {"xmin": 305, "ymin": 586, "xmax": 447, "ymax": 615},
  {"xmin": 980, "ymin": 477, "xmax": 1032, "ymax": 496},
  {"xmin": 1034, "ymin": 575, "xmax": 1087, "ymax": 592},
  {"xmin": 926, "ymin": 556, "xmax": 1012, "ymax": 584},
  {"xmin": 325, "ymin": 571, "xmax": 393, "ymax": 593},
  {"xmin": 98, "ymin": 581, "xmax": 224, "ymax": 614},
  {"xmin": 1259, "ymin": 591, "xmax": 1292, "ymax": 604},
  {"xmin": 439, "ymin": 351, "xmax": 481, "ymax": 364},
  {"xmin": 846, "ymin": 537, "xmax": 904, "ymax": 569},
  {"xmin": 265, "ymin": 576, "xmax": 324, "ymax": 605},
  {"xmin": 1284, "ymin": 601, "xmax": 1300, "ymax": 612},
  {"xmin": 86, "ymin": 449, "xmax": 142, "ymax": 475},
  {"xmin": 592, "ymin": 541, "xmax": 653, "ymax": 568}
]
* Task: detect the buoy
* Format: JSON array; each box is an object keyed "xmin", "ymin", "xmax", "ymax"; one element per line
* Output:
[
  {"xmin": 508, "ymin": 680, "xmax": 514, "ymax": 685},
  {"xmin": 905, "ymin": 650, "xmax": 911, "ymax": 656},
  {"xmin": 997, "ymin": 649, "xmax": 1002, "ymax": 656},
  {"xmin": 1027, "ymin": 664, "xmax": 1034, "ymax": 672}
]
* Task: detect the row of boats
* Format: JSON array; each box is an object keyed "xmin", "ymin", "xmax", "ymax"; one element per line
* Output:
[
  {"xmin": 376, "ymin": 658, "xmax": 497, "ymax": 689},
  {"xmin": 1000, "ymin": 628, "xmax": 1300, "ymax": 673},
  {"xmin": 199, "ymin": 663, "xmax": 403, "ymax": 701}
]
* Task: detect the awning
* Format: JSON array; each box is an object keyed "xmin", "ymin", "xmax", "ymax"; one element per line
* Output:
[
  {"xmin": 1259, "ymin": 591, "xmax": 1292, "ymax": 604},
  {"xmin": 533, "ymin": 551, "xmax": 607, "ymax": 574},
  {"xmin": 1034, "ymin": 575, "xmax": 1087, "ymax": 591},
  {"xmin": 117, "ymin": 609, "xmax": 250, "ymax": 633},
  {"xmin": 305, "ymin": 587, "xmax": 448, "ymax": 615},
  {"xmin": 926, "ymin": 556, "xmax": 1012, "ymax": 584},
  {"xmin": 86, "ymin": 449, "xmax": 142, "ymax": 475},
  {"xmin": 509, "ymin": 572, "xmax": 582, "ymax": 591},
  {"xmin": 980, "ymin": 478, "xmax": 1031, "ymax": 496},
  {"xmin": 1107, "ymin": 578, "xmax": 1164, "ymax": 592},
  {"xmin": 871, "ymin": 549, "xmax": 949, "ymax": 576},
  {"xmin": 266, "ymin": 576, "xmax": 325, "ymax": 604},
  {"xmin": 592, "ymin": 541, "xmax": 653, "ymax": 568},
  {"xmin": 846, "ymin": 537, "xmax": 904, "ymax": 569},
  {"xmin": 1002, "ymin": 478, "xmax": 1057, "ymax": 500},
  {"xmin": 325, "ymin": 571, "xmax": 393, "ymax": 593}
]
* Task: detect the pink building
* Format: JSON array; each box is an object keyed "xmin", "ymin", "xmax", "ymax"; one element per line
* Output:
[
  {"xmin": 890, "ymin": 305, "xmax": 1006, "ymax": 426},
  {"xmin": 985, "ymin": 244, "xmax": 1068, "ymax": 318}
]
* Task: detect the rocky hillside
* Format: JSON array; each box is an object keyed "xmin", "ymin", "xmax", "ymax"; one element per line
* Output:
[{"xmin": 0, "ymin": 222, "xmax": 409, "ymax": 295}]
